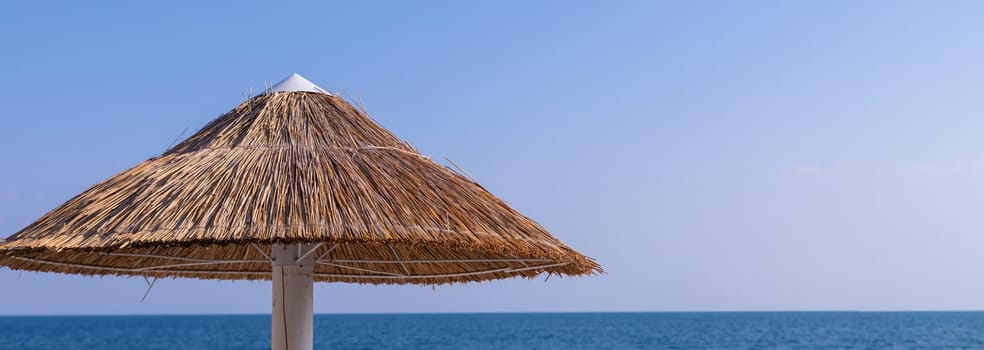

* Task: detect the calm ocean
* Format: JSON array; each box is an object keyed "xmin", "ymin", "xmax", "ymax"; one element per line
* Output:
[{"xmin": 2, "ymin": 312, "xmax": 984, "ymax": 349}]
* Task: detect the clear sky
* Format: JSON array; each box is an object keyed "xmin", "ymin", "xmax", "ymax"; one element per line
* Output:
[{"xmin": 4, "ymin": 1, "xmax": 984, "ymax": 315}]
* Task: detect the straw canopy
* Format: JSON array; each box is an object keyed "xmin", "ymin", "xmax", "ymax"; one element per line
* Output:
[{"xmin": 0, "ymin": 79, "xmax": 601, "ymax": 285}]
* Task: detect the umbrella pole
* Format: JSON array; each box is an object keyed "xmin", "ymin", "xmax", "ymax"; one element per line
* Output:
[{"xmin": 272, "ymin": 244, "xmax": 315, "ymax": 350}]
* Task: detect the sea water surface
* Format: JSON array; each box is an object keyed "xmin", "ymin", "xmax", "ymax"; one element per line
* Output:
[{"xmin": 2, "ymin": 312, "xmax": 984, "ymax": 349}]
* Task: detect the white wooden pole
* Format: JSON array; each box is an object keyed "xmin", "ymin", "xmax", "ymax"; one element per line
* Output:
[{"xmin": 272, "ymin": 244, "xmax": 315, "ymax": 350}]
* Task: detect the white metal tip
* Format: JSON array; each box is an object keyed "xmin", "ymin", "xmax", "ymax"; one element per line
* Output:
[{"xmin": 268, "ymin": 73, "xmax": 330, "ymax": 94}]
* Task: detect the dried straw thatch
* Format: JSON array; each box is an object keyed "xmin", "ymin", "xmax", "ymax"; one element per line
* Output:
[{"xmin": 0, "ymin": 91, "xmax": 601, "ymax": 284}]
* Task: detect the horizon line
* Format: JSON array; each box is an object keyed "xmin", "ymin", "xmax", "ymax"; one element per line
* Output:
[{"xmin": 5, "ymin": 310, "xmax": 984, "ymax": 317}]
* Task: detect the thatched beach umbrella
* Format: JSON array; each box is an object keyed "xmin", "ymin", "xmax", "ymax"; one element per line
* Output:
[{"xmin": 0, "ymin": 74, "xmax": 601, "ymax": 349}]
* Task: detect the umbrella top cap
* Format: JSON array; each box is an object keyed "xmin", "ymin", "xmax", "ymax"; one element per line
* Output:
[{"xmin": 268, "ymin": 73, "xmax": 330, "ymax": 95}]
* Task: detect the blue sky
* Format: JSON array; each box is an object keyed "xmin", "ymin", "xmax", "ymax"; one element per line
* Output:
[{"xmin": 4, "ymin": 1, "xmax": 984, "ymax": 314}]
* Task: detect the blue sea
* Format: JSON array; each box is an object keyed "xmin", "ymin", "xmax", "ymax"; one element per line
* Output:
[{"xmin": 2, "ymin": 312, "xmax": 984, "ymax": 349}]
